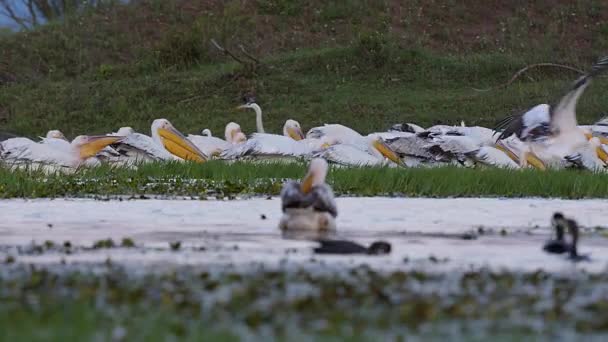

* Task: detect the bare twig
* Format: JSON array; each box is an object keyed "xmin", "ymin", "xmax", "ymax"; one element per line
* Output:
[
  {"xmin": 210, "ymin": 39, "xmax": 246, "ymax": 65},
  {"xmin": 25, "ymin": 0, "xmax": 38, "ymax": 26},
  {"xmin": 0, "ymin": 0, "xmax": 31, "ymax": 30},
  {"xmin": 238, "ymin": 44, "xmax": 261, "ymax": 64},
  {"xmin": 472, "ymin": 63, "xmax": 586, "ymax": 92}
]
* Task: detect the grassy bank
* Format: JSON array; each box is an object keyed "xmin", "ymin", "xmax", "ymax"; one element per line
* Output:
[
  {"xmin": 1, "ymin": 161, "xmax": 608, "ymax": 198},
  {"xmin": 1, "ymin": 264, "xmax": 608, "ymax": 340},
  {"xmin": 2, "ymin": 1, "xmax": 608, "ymax": 139}
]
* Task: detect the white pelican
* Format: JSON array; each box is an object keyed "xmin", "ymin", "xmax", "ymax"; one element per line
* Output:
[
  {"xmin": 496, "ymin": 56, "xmax": 608, "ymax": 168},
  {"xmin": 283, "ymin": 119, "xmax": 305, "ymax": 140},
  {"xmin": 314, "ymin": 134, "xmax": 403, "ymax": 167},
  {"xmin": 236, "ymin": 101, "xmax": 266, "ymax": 133},
  {"xmin": 201, "ymin": 129, "xmax": 212, "ymax": 137},
  {"xmin": 42, "ymin": 130, "xmax": 67, "ymax": 141},
  {"xmin": 220, "ymin": 133, "xmax": 324, "ymax": 160},
  {"xmin": 306, "ymin": 124, "xmax": 364, "ymax": 145},
  {"xmin": 222, "ymin": 107, "xmax": 313, "ymax": 160},
  {"xmin": 0, "ymin": 135, "xmax": 123, "ymax": 171},
  {"xmin": 110, "ymin": 119, "xmax": 208, "ymax": 164},
  {"xmin": 422, "ymin": 124, "xmax": 496, "ymax": 147},
  {"xmin": 491, "ymin": 138, "xmax": 545, "ymax": 169},
  {"xmin": 279, "ymin": 158, "xmax": 337, "ymax": 232},
  {"xmin": 188, "ymin": 122, "xmax": 246, "ymax": 158},
  {"xmin": 236, "ymin": 101, "xmax": 306, "ymax": 139},
  {"xmin": 389, "ymin": 122, "xmax": 425, "ymax": 134},
  {"xmin": 423, "ymin": 135, "xmax": 519, "ymax": 168}
]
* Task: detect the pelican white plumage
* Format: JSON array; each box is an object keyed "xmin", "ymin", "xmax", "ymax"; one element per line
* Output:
[
  {"xmin": 389, "ymin": 122, "xmax": 426, "ymax": 134},
  {"xmin": 0, "ymin": 135, "xmax": 123, "ymax": 171},
  {"xmin": 42, "ymin": 130, "xmax": 67, "ymax": 141},
  {"xmin": 223, "ymin": 104, "xmax": 312, "ymax": 160},
  {"xmin": 306, "ymin": 124, "xmax": 364, "ymax": 145},
  {"xmin": 236, "ymin": 101, "xmax": 306, "ymax": 139},
  {"xmin": 201, "ymin": 129, "xmax": 212, "ymax": 137},
  {"xmin": 496, "ymin": 56, "xmax": 608, "ymax": 168},
  {"xmin": 236, "ymin": 102, "xmax": 266, "ymax": 133},
  {"xmin": 110, "ymin": 119, "xmax": 208, "ymax": 165},
  {"xmin": 188, "ymin": 122, "xmax": 245, "ymax": 158},
  {"xmin": 423, "ymin": 135, "xmax": 519, "ymax": 168},
  {"xmin": 279, "ymin": 158, "xmax": 337, "ymax": 233},
  {"xmin": 220, "ymin": 133, "xmax": 324, "ymax": 160},
  {"xmin": 314, "ymin": 134, "xmax": 403, "ymax": 167},
  {"xmin": 283, "ymin": 119, "xmax": 305, "ymax": 140}
]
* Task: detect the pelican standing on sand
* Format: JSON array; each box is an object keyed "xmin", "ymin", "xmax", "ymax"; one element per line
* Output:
[{"xmin": 279, "ymin": 158, "xmax": 337, "ymax": 232}]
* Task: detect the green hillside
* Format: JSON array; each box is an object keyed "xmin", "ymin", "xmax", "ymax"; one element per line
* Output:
[{"xmin": 2, "ymin": 0, "xmax": 608, "ymax": 138}]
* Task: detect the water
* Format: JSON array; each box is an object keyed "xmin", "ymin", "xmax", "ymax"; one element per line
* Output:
[{"xmin": 1, "ymin": 197, "xmax": 607, "ymax": 272}]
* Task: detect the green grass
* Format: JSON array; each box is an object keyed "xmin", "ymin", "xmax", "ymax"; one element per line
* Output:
[
  {"xmin": 2, "ymin": 161, "xmax": 608, "ymax": 198},
  {"xmin": 3, "ymin": 46, "xmax": 608, "ymax": 139},
  {"xmin": 1, "ymin": 264, "xmax": 608, "ymax": 340},
  {"xmin": 2, "ymin": 1, "xmax": 608, "ymax": 139}
]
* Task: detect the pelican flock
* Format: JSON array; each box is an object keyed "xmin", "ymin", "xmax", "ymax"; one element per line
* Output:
[{"xmin": 2, "ymin": 56, "xmax": 608, "ymax": 173}]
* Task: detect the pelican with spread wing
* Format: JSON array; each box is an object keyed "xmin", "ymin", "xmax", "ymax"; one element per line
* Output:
[{"xmin": 495, "ymin": 56, "xmax": 608, "ymax": 170}]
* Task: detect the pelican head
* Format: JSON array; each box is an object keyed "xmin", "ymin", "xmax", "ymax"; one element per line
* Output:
[
  {"xmin": 224, "ymin": 122, "xmax": 243, "ymax": 143},
  {"xmin": 46, "ymin": 130, "xmax": 67, "ymax": 140},
  {"xmin": 116, "ymin": 127, "xmax": 135, "ymax": 136},
  {"xmin": 236, "ymin": 102, "xmax": 260, "ymax": 111},
  {"xmin": 367, "ymin": 135, "xmax": 403, "ymax": 166},
  {"xmin": 236, "ymin": 102, "xmax": 264, "ymax": 133},
  {"xmin": 283, "ymin": 120, "xmax": 305, "ymax": 141},
  {"xmin": 589, "ymin": 137, "xmax": 608, "ymax": 164},
  {"xmin": 151, "ymin": 119, "xmax": 208, "ymax": 162},
  {"xmin": 72, "ymin": 135, "xmax": 123, "ymax": 159},
  {"xmin": 233, "ymin": 132, "xmax": 247, "ymax": 144},
  {"xmin": 202, "ymin": 129, "xmax": 212, "ymax": 137},
  {"xmin": 300, "ymin": 158, "xmax": 329, "ymax": 194}
]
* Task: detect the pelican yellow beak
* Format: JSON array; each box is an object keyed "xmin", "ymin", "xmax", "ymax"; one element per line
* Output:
[
  {"xmin": 373, "ymin": 139, "xmax": 403, "ymax": 166},
  {"xmin": 235, "ymin": 104, "xmax": 248, "ymax": 110},
  {"xmin": 158, "ymin": 126, "xmax": 208, "ymax": 163},
  {"xmin": 287, "ymin": 127, "xmax": 305, "ymax": 141},
  {"xmin": 300, "ymin": 172, "xmax": 314, "ymax": 194},
  {"xmin": 596, "ymin": 146, "xmax": 608, "ymax": 164},
  {"xmin": 79, "ymin": 136, "xmax": 123, "ymax": 159},
  {"xmin": 494, "ymin": 141, "xmax": 519, "ymax": 164},
  {"xmin": 584, "ymin": 132, "xmax": 608, "ymax": 145},
  {"xmin": 525, "ymin": 151, "xmax": 546, "ymax": 170}
]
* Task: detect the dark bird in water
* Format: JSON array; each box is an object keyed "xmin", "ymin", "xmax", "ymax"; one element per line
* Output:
[
  {"xmin": 543, "ymin": 212, "xmax": 589, "ymax": 261},
  {"xmin": 314, "ymin": 240, "xmax": 391, "ymax": 255}
]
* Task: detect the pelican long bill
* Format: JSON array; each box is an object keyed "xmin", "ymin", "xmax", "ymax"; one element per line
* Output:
[
  {"xmin": 158, "ymin": 126, "xmax": 208, "ymax": 163},
  {"xmin": 79, "ymin": 136, "xmax": 123, "ymax": 159},
  {"xmin": 373, "ymin": 139, "xmax": 403, "ymax": 166}
]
